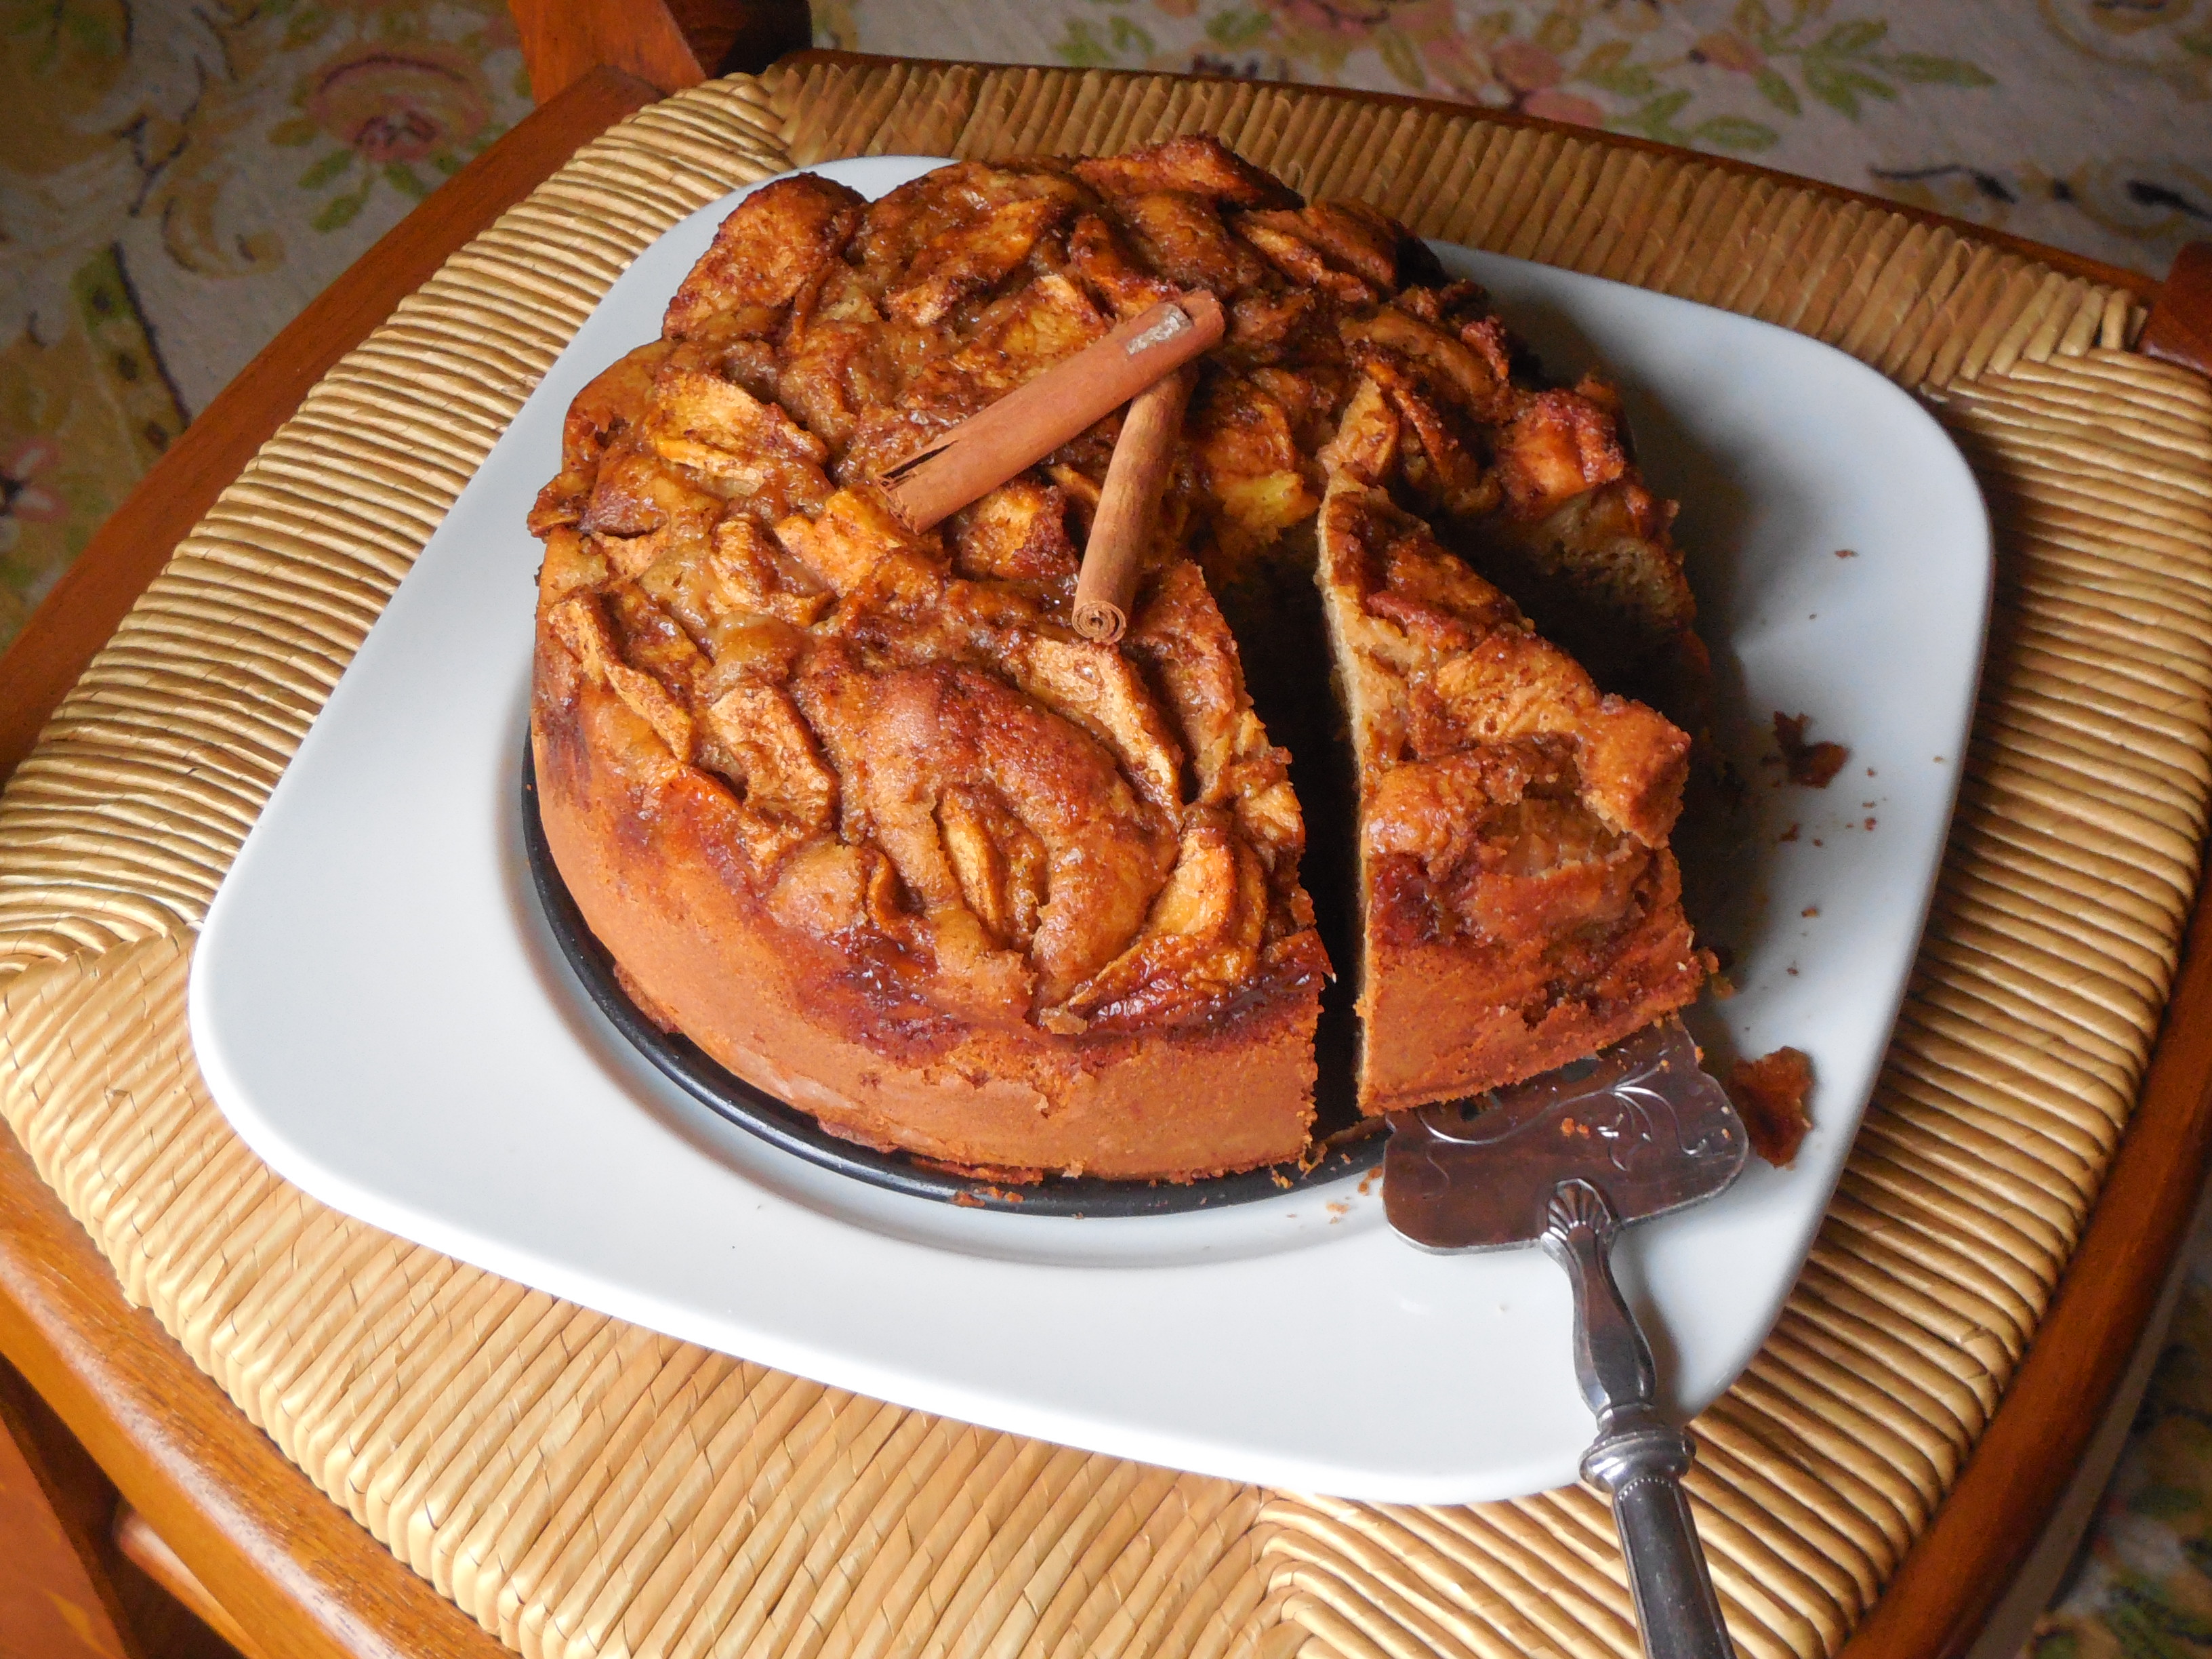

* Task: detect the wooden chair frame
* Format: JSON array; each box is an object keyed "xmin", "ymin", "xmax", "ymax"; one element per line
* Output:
[{"xmin": 1, "ymin": 5, "xmax": 2208, "ymax": 1654}]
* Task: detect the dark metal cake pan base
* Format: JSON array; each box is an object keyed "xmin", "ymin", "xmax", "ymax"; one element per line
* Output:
[{"xmin": 524, "ymin": 751, "xmax": 1380, "ymax": 1217}]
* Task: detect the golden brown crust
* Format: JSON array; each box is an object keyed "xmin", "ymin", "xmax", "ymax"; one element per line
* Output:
[
  {"xmin": 528, "ymin": 138, "xmax": 1713, "ymax": 1176},
  {"xmin": 1345, "ymin": 283, "xmax": 1708, "ymax": 729},
  {"xmin": 1315, "ymin": 369, "xmax": 1708, "ymax": 1113},
  {"xmin": 663, "ymin": 174, "xmax": 867, "ymax": 340},
  {"xmin": 1359, "ymin": 851, "xmax": 1704, "ymax": 1113},
  {"xmin": 534, "ymin": 665, "xmax": 1319, "ymax": 1179},
  {"xmin": 531, "ymin": 139, "xmax": 1422, "ymax": 1180}
]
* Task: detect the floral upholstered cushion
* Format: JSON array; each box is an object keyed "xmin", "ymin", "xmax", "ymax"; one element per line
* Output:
[
  {"xmin": 0, "ymin": 0, "xmax": 531, "ymax": 647},
  {"xmin": 3, "ymin": 14, "xmax": 2212, "ymax": 1650}
]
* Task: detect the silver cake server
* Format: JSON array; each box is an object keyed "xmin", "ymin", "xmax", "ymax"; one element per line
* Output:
[{"xmin": 1384, "ymin": 1014, "xmax": 1748, "ymax": 1659}]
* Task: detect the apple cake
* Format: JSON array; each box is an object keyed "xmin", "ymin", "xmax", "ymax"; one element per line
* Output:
[{"xmin": 527, "ymin": 137, "xmax": 1710, "ymax": 1181}]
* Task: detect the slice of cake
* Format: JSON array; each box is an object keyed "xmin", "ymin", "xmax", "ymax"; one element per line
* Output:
[
  {"xmin": 1316, "ymin": 375, "xmax": 1710, "ymax": 1113},
  {"xmin": 1339, "ymin": 283, "xmax": 1710, "ymax": 730}
]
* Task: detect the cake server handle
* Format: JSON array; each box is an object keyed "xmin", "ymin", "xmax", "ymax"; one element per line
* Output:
[{"xmin": 1542, "ymin": 1179, "xmax": 1736, "ymax": 1659}]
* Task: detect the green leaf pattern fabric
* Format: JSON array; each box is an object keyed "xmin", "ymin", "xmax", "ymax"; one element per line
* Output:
[
  {"xmin": 2028, "ymin": 1246, "xmax": 2212, "ymax": 1659},
  {"xmin": 818, "ymin": 0, "xmax": 2209, "ymax": 283},
  {"xmin": 3, "ymin": 3, "xmax": 2212, "ymax": 1652},
  {"xmin": 0, "ymin": 0, "xmax": 529, "ymax": 649}
]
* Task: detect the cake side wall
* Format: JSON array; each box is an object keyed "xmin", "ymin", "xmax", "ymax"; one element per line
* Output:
[{"xmin": 532, "ymin": 644, "xmax": 1322, "ymax": 1181}]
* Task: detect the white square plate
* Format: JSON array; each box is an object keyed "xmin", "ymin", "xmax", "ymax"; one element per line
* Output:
[{"xmin": 190, "ymin": 157, "xmax": 1990, "ymax": 1502}]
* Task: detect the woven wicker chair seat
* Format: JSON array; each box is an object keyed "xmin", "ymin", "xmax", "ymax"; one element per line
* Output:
[{"xmin": 1, "ymin": 59, "xmax": 2209, "ymax": 1659}]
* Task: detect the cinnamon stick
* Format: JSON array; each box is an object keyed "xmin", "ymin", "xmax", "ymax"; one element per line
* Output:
[
  {"xmin": 879, "ymin": 289, "xmax": 1224, "ymax": 532},
  {"xmin": 1073, "ymin": 366, "xmax": 1194, "ymax": 644}
]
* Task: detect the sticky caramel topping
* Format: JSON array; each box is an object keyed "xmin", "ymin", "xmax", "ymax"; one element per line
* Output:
[
  {"xmin": 529, "ymin": 138, "xmax": 1698, "ymax": 1039},
  {"xmin": 1315, "ymin": 368, "xmax": 1694, "ymax": 958},
  {"xmin": 534, "ymin": 140, "xmax": 1435, "ymax": 1035}
]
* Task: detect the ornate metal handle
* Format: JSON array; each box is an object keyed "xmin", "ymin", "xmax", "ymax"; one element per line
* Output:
[{"xmin": 1544, "ymin": 1180, "xmax": 1736, "ymax": 1659}]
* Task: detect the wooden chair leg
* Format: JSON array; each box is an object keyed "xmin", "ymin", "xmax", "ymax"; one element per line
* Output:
[
  {"xmin": 0, "ymin": 1357, "xmax": 142, "ymax": 1658},
  {"xmin": 0, "ymin": 1122, "xmax": 509, "ymax": 1659},
  {"xmin": 508, "ymin": 0, "xmax": 813, "ymax": 101},
  {"xmin": 2142, "ymin": 242, "xmax": 2212, "ymax": 378},
  {"xmin": 0, "ymin": 1357, "xmax": 244, "ymax": 1659},
  {"xmin": 115, "ymin": 1504, "xmax": 262, "ymax": 1659}
]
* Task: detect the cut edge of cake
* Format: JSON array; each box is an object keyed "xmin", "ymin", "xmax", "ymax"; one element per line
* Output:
[
  {"xmin": 528, "ymin": 138, "xmax": 1718, "ymax": 1179},
  {"xmin": 1315, "ymin": 377, "xmax": 1711, "ymax": 1116}
]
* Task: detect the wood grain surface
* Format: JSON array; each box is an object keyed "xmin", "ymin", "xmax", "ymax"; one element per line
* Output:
[
  {"xmin": 0, "ymin": 1361, "xmax": 136, "ymax": 1659},
  {"xmin": 0, "ymin": 1121, "xmax": 508, "ymax": 1659},
  {"xmin": 0, "ymin": 1360, "xmax": 247, "ymax": 1659},
  {"xmin": 0, "ymin": 46, "xmax": 2207, "ymax": 1659},
  {"xmin": 509, "ymin": 0, "xmax": 811, "ymax": 102},
  {"xmin": 0, "ymin": 65, "xmax": 662, "ymax": 789},
  {"xmin": 2144, "ymin": 243, "xmax": 2212, "ymax": 380},
  {"xmin": 115, "ymin": 1504, "xmax": 262, "ymax": 1659}
]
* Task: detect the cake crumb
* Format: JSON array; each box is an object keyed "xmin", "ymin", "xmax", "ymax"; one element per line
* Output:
[
  {"xmin": 1864, "ymin": 815, "xmax": 1877, "ymax": 830},
  {"xmin": 1780, "ymin": 822, "xmax": 1800, "ymax": 843},
  {"xmin": 1709, "ymin": 972, "xmax": 1737, "ymax": 1001},
  {"xmin": 1801, "ymin": 905, "xmax": 1820, "ymax": 918},
  {"xmin": 1773, "ymin": 712, "xmax": 1849, "ymax": 787},
  {"xmin": 1835, "ymin": 548, "xmax": 1858, "ymax": 558},
  {"xmin": 1326, "ymin": 1201, "xmax": 1349, "ymax": 1221},
  {"xmin": 1727, "ymin": 1047, "xmax": 1815, "ymax": 1167}
]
